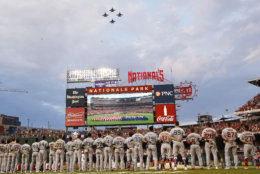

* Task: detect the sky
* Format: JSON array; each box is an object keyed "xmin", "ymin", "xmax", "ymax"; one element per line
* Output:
[{"xmin": 0, "ymin": 0, "xmax": 259, "ymax": 129}]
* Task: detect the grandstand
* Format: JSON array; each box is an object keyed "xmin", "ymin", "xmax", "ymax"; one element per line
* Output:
[{"xmin": 235, "ymin": 78, "xmax": 260, "ymax": 117}]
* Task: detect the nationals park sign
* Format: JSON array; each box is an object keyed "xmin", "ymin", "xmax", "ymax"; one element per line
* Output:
[{"xmin": 128, "ymin": 70, "xmax": 164, "ymax": 83}]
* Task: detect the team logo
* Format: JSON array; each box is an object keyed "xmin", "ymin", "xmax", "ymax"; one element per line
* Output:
[
  {"xmin": 155, "ymin": 91, "xmax": 161, "ymax": 97},
  {"xmin": 175, "ymin": 81, "xmax": 198, "ymax": 102}
]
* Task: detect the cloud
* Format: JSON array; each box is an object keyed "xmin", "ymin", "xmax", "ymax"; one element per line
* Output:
[
  {"xmin": 41, "ymin": 101, "xmax": 64, "ymax": 115},
  {"xmin": 0, "ymin": 0, "xmax": 259, "ymax": 129}
]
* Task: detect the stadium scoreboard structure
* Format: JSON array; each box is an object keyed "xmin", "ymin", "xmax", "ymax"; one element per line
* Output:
[{"xmin": 66, "ymin": 84, "xmax": 177, "ymax": 128}]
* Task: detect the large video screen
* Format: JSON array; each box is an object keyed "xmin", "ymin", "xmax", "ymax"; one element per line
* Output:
[{"xmin": 87, "ymin": 92, "xmax": 154, "ymax": 126}]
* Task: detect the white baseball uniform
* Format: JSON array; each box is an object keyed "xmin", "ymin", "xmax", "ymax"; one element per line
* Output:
[
  {"xmin": 0, "ymin": 143, "xmax": 4, "ymax": 172},
  {"xmin": 82, "ymin": 137, "xmax": 94, "ymax": 171},
  {"xmin": 222, "ymin": 127, "xmax": 238, "ymax": 169},
  {"xmin": 125, "ymin": 137, "xmax": 134, "ymax": 169},
  {"xmin": 159, "ymin": 131, "xmax": 172, "ymax": 165},
  {"xmin": 94, "ymin": 138, "xmax": 104, "ymax": 172},
  {"xmin": 103, "ymin": 135, "xmax": 113, "ymax": 170},
  {"xmin": 6, "ymin": 142, "xmax": 15, "ymax": 172},
  {"xmin": 240, "ymin": 131, "xmax": 257, "ymax": 159},
  {"xmin": 54, "ymin": 139, "xmax": 66, "ymax": 172},
  {"xmin": 10, "ymin": 142, "xmax": 21, "ymax": 172},
  {"xmin": 30, "ymin": 142, "xmax": 39, "ymax": 172},
  {"xmin": 144, "ymin": 132, "xmax": 158, "ymax": 170},
  {"xmin": 187, "ymin": 133, "xmax": 203, "ymax": 168},
  {"xmin": 65, "ymin": 141, "xmax": 74, "ymax": 172},
  {"xmin": 38, "ymin": 140, "xmax": 48, "ymax": 172},
  {"xmin": 21, "ymin": 143, "xmax": 31, "ymax": 172},
  {"xmin": 132, "ymin": 133, "xmax": 144, "ymax": 171},
  {"xmin": 170, "ymin": 127, "xmax": 186, "ymax": 167},
  {"xmin": 202, "ymin": 127, "xmax": 218, "ymax": 168},
  {"xmin": 49, "ymin": 141, "xmax": 56, "ymax": 171},
  {"xmin": 72, "ymin": 139, "xmax": 82, "ymax": 172},
  {"xmin": 113, "ymin": 136, "xmax": 125, "ymax": 170}
]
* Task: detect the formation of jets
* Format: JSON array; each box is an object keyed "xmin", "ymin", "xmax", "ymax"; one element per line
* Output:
[{"xmin": 102, "ymin": 8, "xmax": 123, "ymax": 24}]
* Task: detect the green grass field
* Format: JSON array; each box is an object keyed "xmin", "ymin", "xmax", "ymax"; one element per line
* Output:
[
  {"xmin": 27, "ymin": 167, "xmax": 259, "ymax": 174},
  {"xmin": 87, "ymin": 113, "xmax": 154, "ymax": 126}
]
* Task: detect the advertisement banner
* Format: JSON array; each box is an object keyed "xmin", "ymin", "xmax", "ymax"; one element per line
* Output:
[
  {"xmin": 87, "ymin": 85, "xmax": 152, "ymax": 95},
  {"xmin": 66, "ymin": 88, "xmax": 86, "ymax": 107},
  {"xmin": 155, "ymin": 104, "xmax": 176, "ymax": 124},
  {"xmin": 154, "ymin": 84, "xmax": 175, "ymax": 104},
  {"xmin": 65, "ymin": 108, "xmax": 85, "ymax": 126},
  {"xmin": 94, "ymin": 81, "xmax": 119, "ymax": 88}
]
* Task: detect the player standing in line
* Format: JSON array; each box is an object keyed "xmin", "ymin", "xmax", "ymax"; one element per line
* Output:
[
  {"xmin": 82, "ymin": 133, "xmax": 94, "ymax": 172},
  {"xmin": 0, "ymin": 140, "xmax": 4, "ymax": 172},
  {"xmin": 2, "ymin": 139, "xmax": 9, "ymax": 173},
  {"xmin": 125, "ymin": 132, "xmax": 134, "ymax": 171},
  {"xmin": 10, "ymin": 139, "xmax": 21, "ymax": 173},
  {"xmin": 6, "ymin": 138, "xmax": 15, "ymax": 172},
  {"xmin": 159, "ymin": 127, "xmax": 172, "ymax": 170},
  {"xmin": 132, "ymin": 128, "xmax": 144, "ymax": 171},
  {"xmin": 94, "ymin": 133, "xmax": 105, "ymax": 172},
  {"xmin": 21, "ymin": 139, "xmax": 31, "ymax": 173},
  {"xmin": 186, "ymin": 127, "xmax": 203, "ymax": 170},
  {"xmin": 30, "ymin": 138, "xmax": 40, "ymax": 173},
  {"xmin": 72, "ymin": 134, "xmax": 82, "ymax": 172},
  {"xmin": 38, "ymin": 136, "xmax": 49, "ymax": 172},
  {"xmin": 48, "ymin": 138, "xmax": 56, "ymax": 171},
  {"xmin": 240, "ymin": 125, "xmax": 259, "ymax": 169},
  {"xmin": 202, "ymin": 122, "xmax": 218, "ymax": 170},
  {"xmin": 222, "ymin": 122, "xmax": 238, "ymax": 169},
  {"xmin": 113, "ymin": 131, "xmax": 125, "ymax": 171},
  {"xmin": 103, "ymin": 131, "xmax": 114, "ymax": 171},
  {"xmin": 170, "ymin": 121, "xmax": 187, "ymax": 170},
  {"xmin": 144, "ymin": 126, "xmax": 158, "ymax": 171},
  {"xmin": 65, "ymin": 137, "xmax": 74, "ymax": 172},
  {"xmin": 54, "ymin": 135, "xmax": 66, "ymax": 172}
]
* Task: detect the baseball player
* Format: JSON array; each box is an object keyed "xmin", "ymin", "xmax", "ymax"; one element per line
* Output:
[
  {"xmin": 38, "ymin": 136, "xmax": 49, "ymax": 172},
  {"xmin": 222, "ymin": 122, "xmax": 238, "ymax": 169},
  {"xmin": 10, "ymin": 139, "xmax": 21, "ymax": 173},
  {"xmin": 82, "ymin": 133, "xmax": 94, "ymax": 172},
  {"xmin": 144, "ymin": 126, "xmax": 158, "ymax": 170},
  {"xmin": 6, "ymin": 138, "xmax": 15, "ymax": 172},
  {"xmin": 21, "ymin": 139, "xmax": 31, "ymax": 173},
  {"xmin": 159, "ymin": 127, "xmax": 172, "ymax": 170},
  {"xmin": 113, "ymin": 131, "xmax": 125, "ymax": 171},
  {"xmin": 125, "ymin": 132, "xmax": 134, "ymax": 171},
  {"xmin": 186, "ymin": 127, "xmax": 203, "ymax": 170},
  {"xmin": 94, "ymin": 133, "xmax": 105, "ymax": 172},
  {"xmin": 170, "ymin": 121, "xmax": 187, "ymax": 170},
  {"xmin": 49, "ymin": 137, "xmax": 56, "ymax": 171},
  {"xmin": 72, "ymin": 134, "xmax": 82, "ymax": 172},
  {"xmin": 30, "ymin": 138, "xmax": 40, "ymax": 172},
  {"xmin": 132, "ymin": 128, "xmax": 144, "ymax": 171},
  {"xmin": 0, "ymin": 139, "xmax": 4, "ymax": 172},
  {"xmin": 72, "ymin": 134, "xmax": 83, "ymax": 172},
  {"xmin": 103, "ymin": 131, "xmax": 114, "ymax": 171},
  {"xmin": 2, "ymin": 139, "xmax": 10, "ymax": 173},
  {"xmin": 65, "ymin": 137, "xmax": 74, "ymax": 172},
  {"xmin": 240, "ymin": 125, "xmax": 259, "ymax": 169},
  {"xmin": 54, "ymin": 135, "xmax": 66, "ymax": 172},
  {"xmin": 202, "ymin": 122, "xmax": 218, "ymax": 169}
]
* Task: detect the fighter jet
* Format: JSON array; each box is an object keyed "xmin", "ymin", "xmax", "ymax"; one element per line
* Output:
[
  {"xmin": 110, "ymin": 8, "xmax": 115, "ymax": 12},
  {"xmin": 117, "ymin": 12, "xmax": 123, "ymax": 17},
  {"xmin": 110, "ymin": 19, "xmax": 115, "ymax": 24},
  {"xmin": 103, "ymin": 13, "xmax": 108, "ymax": 17}
]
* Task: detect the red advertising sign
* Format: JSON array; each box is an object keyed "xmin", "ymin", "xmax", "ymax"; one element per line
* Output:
[
  {"xmin": 128, "ymin": 70, "xmax": 164, "ymax": 83},
  {"xmin": 65, "ymin": 108, "xmax": 85, "ymax": 126},
  {"xmin": 87, "ymin": 85, "xmax": 152, "ymax": 94},
  {"xmin": 155, "ymin": 104, "xmax": 176, "ymax": 124}
]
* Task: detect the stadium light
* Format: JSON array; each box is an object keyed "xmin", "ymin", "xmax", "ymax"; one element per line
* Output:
[{"xmin": 67, "ymin": 68, "xmax": 120, "ymax": 83}]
